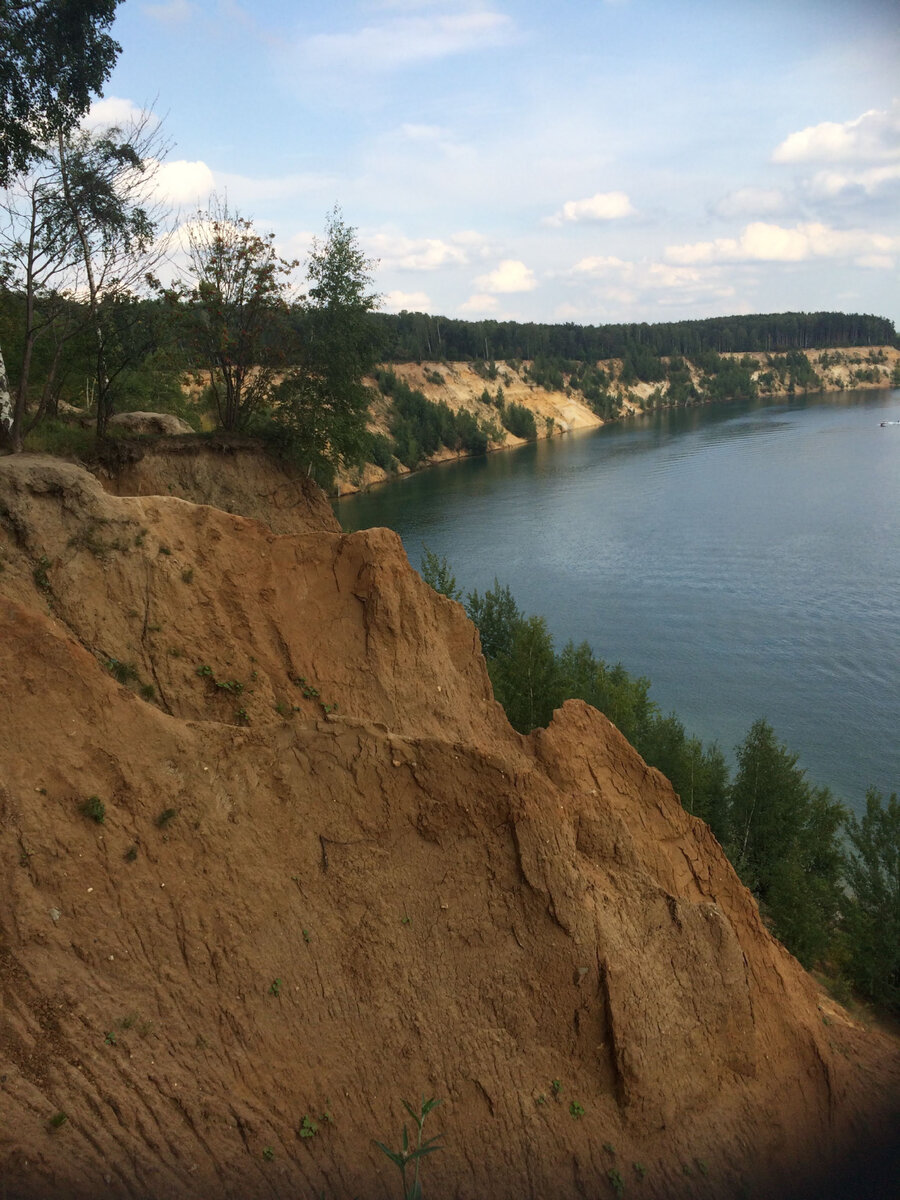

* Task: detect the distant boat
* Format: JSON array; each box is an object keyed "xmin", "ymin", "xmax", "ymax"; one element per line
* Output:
[{"xmin": 879, "ymin": 420, "xmax": 900, "ymax": 426}]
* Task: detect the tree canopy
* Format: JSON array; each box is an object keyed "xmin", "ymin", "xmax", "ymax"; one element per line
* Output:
[{"xmin": 0, "ymin": 0, "xmax": 123, "ymax": 186}]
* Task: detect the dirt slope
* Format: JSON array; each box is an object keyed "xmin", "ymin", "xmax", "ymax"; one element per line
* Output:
[{"xmin": 0, "ymin": 451, "xmax": 898, "ymax": 1199}]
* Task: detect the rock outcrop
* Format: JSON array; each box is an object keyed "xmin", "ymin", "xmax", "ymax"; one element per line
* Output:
[{"xmin": 0, "ymin": 450, "xmax": 897, "ymax": 1199}]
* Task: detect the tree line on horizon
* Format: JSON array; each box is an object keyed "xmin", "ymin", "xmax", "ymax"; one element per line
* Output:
[{"xmin": 421, "ymin": 549, "xmax": 900, "ymax": 1017}]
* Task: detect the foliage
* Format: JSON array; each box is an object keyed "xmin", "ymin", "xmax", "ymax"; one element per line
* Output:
[
  {"xmin": 80, "ymin": 794, "xmax": 105, "ymax": 823},
  {"xmin": 374, "ymin": 1096, "xmax": 443, "ymax": 1200},
  {"xmin": 420, "ymin": 546, "xmax": 461, "ymax": 602},
  {"xmin": 376, "ymin": 369, "xmax": 491, "ymax": 467},
  {"xmin": 273, "ymin": 207, "xmax": 381, "ymax": 479},
  {"xmin": 180, "ymin": 195, "xmax": 297, "ymax": 433},
  {"xmin": 727, "ymin": 719, "xmax": 846, "ymax": 966},
  {"xmin": 501, "ymin": 400, "xmax": 537, "ymax": 440},
  {"xmin": 841, "ymin": 789, "xmax": 900, "ymax": 1011},
  {"xmin": 0, "ymin": 0, "xmax": 122, "ymax": 186}
]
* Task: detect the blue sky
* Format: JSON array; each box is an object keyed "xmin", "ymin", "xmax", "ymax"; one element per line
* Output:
[{"xmin": 99, "ymin": 0, "xmax": 899, "ymax": 328}]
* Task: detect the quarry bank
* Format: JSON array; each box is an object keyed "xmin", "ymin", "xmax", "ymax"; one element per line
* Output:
[
  {"xmin": 0, "ymin": 444, "xmax": 898, "ymax": 1199},
  {"xmin": 334, "ymin": 345, "xmax": 900, "ymax": 494}
]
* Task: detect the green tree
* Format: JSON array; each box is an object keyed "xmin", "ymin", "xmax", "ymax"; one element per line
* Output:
[
  {"xmin": 420, "ymin": 545, "xmax": 462, "ymax": 602},
  {"xmin": 465, "ymin": 579, "xmax": 523, "ymax": 661},
  {"xmin": 488, "ymin": 614, "xmax": 561, "ymax": 733},
  {"xmin": 0, "ymin": 0, "xmax": 124, "ymax": 447},
  {"xmin": 842, "ymin": 789, "xmax": 900, "ymax": 1012},
  {"xmin": 275, "ymin": 207, "xmax": 381, "ymax": 481},
  {"xmin": 182, "ymin": 195, "xmax": 297, "ymax": 433},
  {"xmin": 728, "ymin": 718, "xmax": 845, "ymax": 966},
  {"xmin": 0, "ymin": 0, "xmax": 122, "ymax": 184}
]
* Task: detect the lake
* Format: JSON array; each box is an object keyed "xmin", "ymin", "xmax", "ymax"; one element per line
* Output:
[{"xmin": 335, "ymin": 389, "xmax": 900, "ymax": 815}]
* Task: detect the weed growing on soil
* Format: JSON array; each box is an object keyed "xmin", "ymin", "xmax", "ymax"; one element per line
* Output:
[
  {"xmin": 80, "ymin": 795, "xmax": 105, "ymax": 823},
  {"xmin": 269, "ymin": 978, "xmax": 281, "ymax": 997},
  {"xmin": 235, "ymin": 707, "xmax": 250, "ymax": 725},
  {"xmin": 124, "ymin": 844, "xmax": 138, "ymax": 862},
  {"xmin": 551, "ymin": 1079, "xmax": 562, "ymax": 1098},
  {"xmin": 608, "ymin": 1167, "xmax": 625, "ymax": 1197},
  {"xmin": 49, "ymin": 1111, "xmax": 68, "ymax": 1130},
  {"xmin": 569, "ymin": 1101, "xmax": 585, "ymax": 1119},
  {"xmin": 181, "ymin": 567, "xmax": 194, "ymax": 583},
  {"xmin": 107, "ymin": 658, "xmax": 139, "ymax": 685},
  {"xmin": 374, "ymin": 1096, "xmax": 443, "ymax": 1200},
  {"xmin": 104, "ymin": 1031, "xmax": 116, "ymax": 1045},
  {"xmin": 603, "ymin": 1143, "xmax": 616, "ymax": 1155},
  {"xmin": 156, "ymin": 807, "xmax": 178, "ymax": 828},
  {"xmin": 262, "ymin": 1146, "xmax": 275, "ymax": 1161},
  {"xmin": 300, "ymin": 1114, "xmax": 318, "ymax": 1139},
  {"xmin": 696, "ymin": 1159, "xmax": 709, "ymax": 1176},
  {"xmin": 633, "ymin": 1162, "xmax": 646, "ymax": 1179},
  {"xmin": 33, "ymin": 555, "xmax": 51, "ymax": 591}
]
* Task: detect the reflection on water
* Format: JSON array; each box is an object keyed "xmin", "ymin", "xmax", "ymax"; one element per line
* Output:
[{"xmin": 337, "ymin": 390, "xmax": 900, "ymax": 813}]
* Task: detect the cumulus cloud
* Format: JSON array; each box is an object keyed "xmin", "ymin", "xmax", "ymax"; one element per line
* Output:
[
  {"xmin": 546, "ymin": 190, "xmax": 635, "ymax": 226},
  {"xmin": 293, "ymin": 8, "xmax": 516, "ymax": 73},
  {"xmin": 773, "ymin": 99, "xmax": 900, "ymax": 164},
  {"xmin": 570, "ymin": 255, "xmax": 632, "ymax": 276},
  {"xmin": 665, "ymin": 221, "xmax": 899, "ymax": 267},
  {"xmin": 152, "ymin": 159, "xmax": 216, "ymax": 206},
  {"xmin": 81, "ymin": 96, "xmax": 155, "ymax": 131},
  {"xmin": 459, "ymin": 293, "xmax": 500, "ymax": 313},
  {"xmin": 475, "ymin": 259, "xmax": 536, "ymax": 293},
  {"xmin": 383, "ymin": 289, "xmax": 432, "ymax": 312},
  {"xmin": 367, "ymin": 232, "xmax": 470, "ymax": 271},
  {"xmin": 807, "ymin": 163, "xmax": 900, "ymax": 198}
]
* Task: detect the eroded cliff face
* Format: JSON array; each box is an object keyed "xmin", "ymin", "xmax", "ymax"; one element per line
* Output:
[{"xmin": 0, "ymin": 451, "xmax": 897, "ymax": 1200}]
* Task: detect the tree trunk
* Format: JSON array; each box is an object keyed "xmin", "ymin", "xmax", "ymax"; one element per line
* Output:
[{"xmin": 0, "ymin": 342, "xmax": 16, "ymax": 452}]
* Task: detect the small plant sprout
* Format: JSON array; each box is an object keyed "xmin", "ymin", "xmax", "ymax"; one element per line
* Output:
[
  {"xmin": 80, "ymin": 795, "xmax": 105, "ymax": 824},
  {"xmin": 262, "ymin": 1146, "xmax": 275, "ymax": 1161},
  {"xmin": 299, "ymin": 1114, "xmax": 318, "ymax": 1139},
  {"xmin": 608, "ymin": 1167, "xmax": 625, "ymax": 1197},
  {"xmin": 269, "ymin": 978, "xmax": 281, "ymax": 997},
  {"xmin": 302, "ymin": 929, "xmax": 311, "ymax": 944},
  {"xmin": 569, "ymin": 1100, "xmax": 585, "ymax": 1119},
  {"xmin": 104, "ymin": 1031, "xmax": 116, "ymax": 1045},
  {"xmin": 181, "ymin": 567, "xmax": 194, "ymax": 583},
  {"xmin": 632, "ymin": 1162, "xmax": 646, "ymax": 1180},
  {"xmin": 196, "ymin": 664, "xmax": 213, "ymax": 678},
  {"xmin": 235, "ymin": 707, "xmax": 249, "ymax": 726},
  {"xmin": 124, "ymin": 844, "xmax": 138, "ymax": 862},
  {"xmin": 156, "ymin": 807, "xmax": 178, "ymax": 828},
  {"xmin": 49, "ymin": 1111, "xmax": 68, "ymax": 1130},
  {"xmin": 695, "ymin": 1158, "xmax": 709, "ymax": 1177},
  {"xmin": 551, "ymin": 1079, "xmax": 562, "ymax": 1098},
  {"xmin": 603, "ymin": 1142, "xmax": 616, "ymax": 1156},
  {"xmin": 374, "ymin": 1096, "xmax": 443, "ymax": 1200}
]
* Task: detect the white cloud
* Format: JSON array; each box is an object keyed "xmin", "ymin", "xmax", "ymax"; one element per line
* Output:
[
  {"xmin": 475, "ymin": 259, "xmax": 536, "ymax": 293},
  {"xmin": 570, "ymin": 255, "xmax": 632, "ymax": 276},
  {"xmin": 773, "ymin": 99, "xmax": 900, "ymax": 164},
  {"xmin": 713, "ymin": 187, "xmax": 786, "ymax": 219},
  {"xmin": 367, "ymin": 232, "xmax": 470, "ymax": 271},
  {"xmin": 547, "ymin": 190, "xmax": 635, "ymax": 226},
  {"xmin": 142, "ymin": 0, "xmax": 193, "ymax": 23},
  {"xmin": 82, "ymin": 96, "xmax": 155, "ymax": 131},
  {"xmin": 459, "ymin": 293, "xmax": 499, "ymax": 313},
  {"xmin": 808, "ymin": 163, "xmax": 900, "ymax": 198},
  {"xmin": 383, "ymin": 289, "xmax": 432, "ymax": 311},
  {"xmin": 152, "ymin": 159, "xmax": 216, "ymax": 206},
  {"xmin": 665, "ymin": 221, "xmax": 899, "ymax": 266},
  {"xmin": 294, "ymin": 9, "xmax": 516, "ymax": 73}
]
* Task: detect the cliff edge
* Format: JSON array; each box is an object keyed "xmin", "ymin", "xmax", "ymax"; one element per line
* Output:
[{"xmin": 0, "ymin": 450, "xmax": 897, "ymax": 1199}]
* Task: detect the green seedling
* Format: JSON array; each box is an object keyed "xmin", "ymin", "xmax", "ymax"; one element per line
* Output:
[
  {"xmin": 124, "ymin": 844, "xmax": 138, "ymax": 862},
  {"xmin": 181, "ymin": 567, "xmax": 194, "ymax": 583},
  {"xmin": 262, "ymin": 1146, "xmax": 275, "ymax": 1161},
  {"xmin": 608, "ymin": 1168, "xmax": 625, "ymax": 1197},
  {"xmin": 156, "ymin": 807, "xmax": 178, "ymax": 828},
  {"xmin": 551, "ymin": 1079, "xmax": 562, "ymax": 1098},
  {"xmin": 269, "ymin": 978, "xmax": 281, "ymax": 997},
  {"xmin": 196, "ymin": 664, "xmax": 213, "ymax": 678},
  {"xmin": 632, "ymin": 1163, "xmax": 646, "ymax": 1180},
  {"xmin": 104, "ymin": 1031, "xmax": 116, "ymax": 1045},
  {"xmin": 80, "ymin": 795, "xmax": 105, "ymax": 824},
  {"xmin": 569, "ymin": 1101, "xmax": 585, "ymax": 1119},
  {"xmin": 49, "ymin": 1111, "xmax": 68, "ymax": 1130},
  {"xmin": 603, "ymin": 1142, "xmax": 616, "ymax": 1155},
  {"xmin": 300, "ymin": 1114, "xmax": 319, "ymax": 1139},
  {"xmin": 234, "ymin": 707, "xmax": 249, "ymax": 725},
  {"xmin": 374, "ymin": 1096, "xmax": 443, "ymax": 1200},
  {"xmin": 33, "ymin": 555, "xmax": 51, "ymax": 591}
]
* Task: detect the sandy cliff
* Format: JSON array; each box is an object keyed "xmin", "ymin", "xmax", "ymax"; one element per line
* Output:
[{"xmin": 0, "ymin": 449, "xmax": 898, "ymax": 1199}]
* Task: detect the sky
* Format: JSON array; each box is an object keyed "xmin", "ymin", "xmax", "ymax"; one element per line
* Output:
[{"xmin": 97, "ymin": 0, "xmax": 900, "ymax": 328}]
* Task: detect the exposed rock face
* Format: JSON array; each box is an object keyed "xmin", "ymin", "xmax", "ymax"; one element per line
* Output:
[
  {"xmin": 0, "ymin": 453, "xmax": 897, "ymax": 1200},
  {"xmin": 107, "ymin": 412, "xmax": 194, "ymax": 436}
]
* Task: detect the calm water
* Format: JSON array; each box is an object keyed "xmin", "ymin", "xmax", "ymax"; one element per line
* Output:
[{"xmin": 336, "ymin": 390, "xmax": 900, "ymax": 815}]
